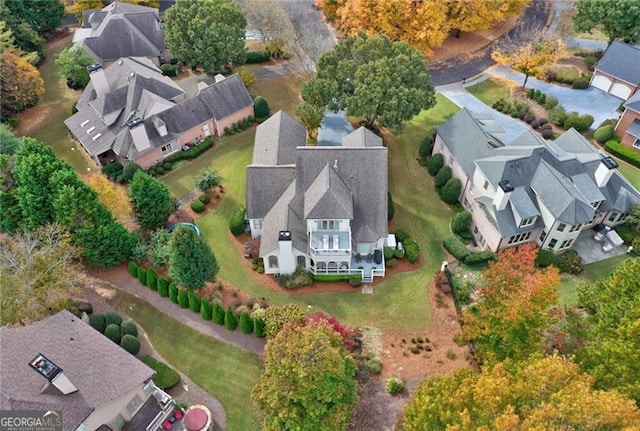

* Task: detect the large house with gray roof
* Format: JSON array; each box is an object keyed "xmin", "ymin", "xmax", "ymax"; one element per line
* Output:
[
  {"xmin": 246, "ymin": 111, "xmax": 389, "ymax": 282},
  {"xmin": 0, "ymin": 310, "xmax": 175, "ymax": 431},
  {"xmin": 589, "ymin": 41, "xmax": 640, "ymax": 101},
  {"xmin": 434, "ymin": 108, "xmax": 640, "ymax": 253},
  {"xmin": 65, "ymin": 57, "xmax": 253, "ymax": 168},
  {"xmin": 73, "ymin": 0, "xmax": 169, "ymax": 65},
  {"xmin": 615, "ymin": 90, "xmax": 640, "ymax": 150}
]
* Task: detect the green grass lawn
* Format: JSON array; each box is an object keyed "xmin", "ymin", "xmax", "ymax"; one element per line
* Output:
[
  {"xmin": 162, "ymin": 92, "xmax": 460, "ymax": 331},
  {"xmin": 15, "ymin": 35, "xmax": 92, "ymax": 172},
  {"xmin": 546, "ymin": 64, "xmax": 581, "ymax": 81},
  {"xmin": 466, "ymin": 78, "xmax": 510, "ymax": 106},
  {"xmin": 616, "ymin": 159, "xmax": 640, "ymax": 190},
  {"xmin": 107, "ymin": 290, "xmax": 262, "ymax": 431},
  {"xmin": 557, "ymin": 255, "xmax": 631, "ymax": 306}
]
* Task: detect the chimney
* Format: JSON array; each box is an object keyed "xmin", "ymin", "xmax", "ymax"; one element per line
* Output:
[
  {"xmin": 493, "ymin": 179, "xmax": 514, "ymax": 211},
  {"xmin": 594, "ymin": 156, "xmax": 618, "ymax": 187},
  {"xmin": 278, "ymin": 231, "xmax": 296, "ymax": 274},
  {"xmin": 127, "ymin": 118, "xmax": 151, "ymax": 152},
  {"xmin": 153, "ymin": 117, "xmax": 168, "ymax": 137},
  {"xmin": 87, "ymin": 63, "xmax": 109, "ymax": 98},
  {"xmin": 29, "ymin": 353, "xmax": 78, "ymax": 395}
]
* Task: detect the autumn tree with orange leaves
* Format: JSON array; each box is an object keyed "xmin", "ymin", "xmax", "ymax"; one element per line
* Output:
[
  {"xmin": 461, "ymin": 243, "xmax": 560, "ymax": 363},
  {"xmin": 315, "ymin": 0, "xmax": 530, "ymax": 55}
]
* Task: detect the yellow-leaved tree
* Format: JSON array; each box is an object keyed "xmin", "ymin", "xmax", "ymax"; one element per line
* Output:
[
  {"xmin": 448, "ymin": 0, "xmax": 531, "ymax": 37},
  {"xmin": 83, "ymin": 173, "xmax": 135, "ymax": 228}
]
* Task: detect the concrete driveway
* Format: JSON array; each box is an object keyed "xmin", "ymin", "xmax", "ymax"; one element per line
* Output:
[{"xmin": 485, "ymin": 65, "xmax": 622, "ymax": 128}]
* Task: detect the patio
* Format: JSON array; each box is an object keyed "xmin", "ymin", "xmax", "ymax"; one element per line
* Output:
[{"xmin": 573, "ymin": 228, "xmax": 629, "ymax": 264}]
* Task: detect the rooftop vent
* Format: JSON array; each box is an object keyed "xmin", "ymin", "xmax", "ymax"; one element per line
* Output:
[
  {"xmin": 498, "ymin": 179, "xmax": 514, "ymax": 193},
  {"xmin": 117, "ymin": 59, "xmax": 124, "ymax": 65},
  {"xmin": 127, "ymin": 71, "xmax": 136, "ymax": 82},
  {"xmin": 86, "ymin": 63, "xmax": 103, "ymax": 73}
]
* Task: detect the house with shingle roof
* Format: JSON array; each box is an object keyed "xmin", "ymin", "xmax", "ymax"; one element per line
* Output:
[
  {"xmin": 246, "ymin": 111, "xmax": 389, "ymax": 282},
  {"xmin": 614, "ymin": 90, "xmax": 640, "ymax": 150},
  {"xmin": 73, "ymin": 0, "xmax": 169, "ymax": 66},
  {"xmin": 0, "ymin": 310, "xmax": 175, "ymax": 431},
  {"xmin": 589, "ymin": 41, "xmax": 640, "ymax": 101},
  {"xmin": 64, "ymin": 57, "xmax": 253, "ymax": 168},
  {"xmin": 434, "ymin": 108, "xmax": 640, "ymax": 253}
]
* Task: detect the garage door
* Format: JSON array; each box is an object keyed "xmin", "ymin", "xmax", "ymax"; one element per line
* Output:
[
  {"xmin": 610, "ymin": 83, "xmax": 632, "ymax": 100},
  {"xmin": 591, "ymin": 74, "xmax": 612, "ymax": 93}
]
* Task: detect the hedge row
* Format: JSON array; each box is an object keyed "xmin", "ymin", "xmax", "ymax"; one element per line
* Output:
[
  {"xmin": 605, "ymin": 138, "xmax": 640, "ymax": 168},
  {"xmin": 142, "ymin": 355, "xmax": 181, "ymax": 389},
  {"xmin": 313, "ymin": 274, "xmax": 362, "ymax": 282},
  {"xmin": 246, "ymin": 50, "xmax": 271, "ymax": 63},
  {"xmin": 164, "ymin": 138, "xmax": 214, "ymax": 164},
  {"xmin": 443, "ymin": 234, "xmax": 470, "ymax": 261},
  {"xmin": 463, "ymin": 250, "xmax": 497, "ymax": 265}
]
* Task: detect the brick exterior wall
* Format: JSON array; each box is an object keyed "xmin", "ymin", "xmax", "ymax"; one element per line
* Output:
[
  {"xmin": 133, "ymin": 146, "xmax": 169, "ymax": 169},
  {"xmin": 214, "ymin": 105, "xmax": 255, "ymax": 134},
  {"xmin": 615, "ymin": 108, "xmax": 640, "ymax": 148}
]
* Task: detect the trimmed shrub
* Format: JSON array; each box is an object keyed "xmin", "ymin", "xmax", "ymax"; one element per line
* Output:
[
  {"xmin": 213, "ymin": 302, "xmax": 225, "ymax": 325},
  {"xmin": 121, "ymin": 320, "xmax": 138, "ymax": 337},
  {"xmin": 524, "ymin": 114, "xmax": 535, "ymax": 124},
  {"xmin": 463, "ymin": 251, "xmax": 497, "ymax": 265},
  {"xmin": 240, "ymin": 312, "xmax": 254, "ymax": 334},
  {"xmin": 440, "ymin": 178, "xmax": 462, "ymax": 204},
  {"xmin": 594, "ymin": 125, "xmax": 615, "ymax": 144},
  {"xmin": 404, "ymin": 239, "xmax": 420, "ymax": 264},
  {"xmin": 392, "ymin": 229, "xmax": 411, "ymax": 243},
  {"xmin": 427, "ymin": 153, "xmax": 444, "ymax": 176},
  {"xmin": 123, "ymin": 162, "xmax": 142, "ymax": 183},
  {"xmin": 541, "ymin": 129, "xmax": 554, "ymax": 139},
  {"xmin": 164, "ymin": 138, "xmax": 214, "ymax": 163},
  {"xmin": 451, "ymin": 211, "xmax": 472, "ymax": 241},
  {"xmin": 253, "ymin": 317, "xmax": 266, "ymax": 338},
  {"xmin": 105, "ymin": 311, "xmax": 122, "ymax": 326},
  {"xmin": 434, "ymin": 166, "xmax": 452, "ymax": 188},
  {"xmin": 120, "ymin": 334, "xmax": 141, "ymax": 355},
  {"xmin": 200, "ymin": 299, "xmax": 213, "ymax": 320},
  {"xmin": 190, "ymin": 199, "xmax": 206, "ymax": 213},
  {"xmin": 177, "ymin": 289, "xmax": 189, "ymax": 309},
  {"xmin": 572, "ymin": 78, "xmax": 589, "ymax": 89},
  {"xmin": 383, "ymin": 246, "xmax": 396, "ymax": 261},
  {"xmin": 229, "ymin": 207, "xmax": 246, "ymax": 236},
  {"xmin": 198, "ymin": 194, "xmax": 211, "ymax": 204},
  {"xmin": 147, "ymin": 268, "xmax": 158, "ymax": 290},
  {"xmin": 564, "ymin": 111, "xmax": 594, "ymax": 132},
  {"xmin": 543, "ymin": 96, "xmax": 559, "ymax": 109},
  {"xmin": 160, "ymin": 63, "xmax": 177, "ymax": 77},
  {"xmin": 549, "ymin": 106, "xmax": 567, "ymax": 126},
  {"xmin": 105, "ymin": 323, "xmax": 121, "ymax": 344},
  {"xmin": 253, "ymin": 96, "xmax": 270, "ymax": 119},
  {"xmin": 443, "ymin": 234, "xmax": 470, "ymax": 260},
  {"xmin": 143, "ymin": 356, "xmax": 180, "ymax": 389},
  {"xmin": 279, "ymin": 268, "xmax": 314, "ymax": 289},
  {"xmin": 388, "ymin": 191, "xmax": 394, "ymax": 220},
  {"xmin": 419, "ymin": 137, "xmax": 433, "ymax": 158},
  {"xmin": 314, "ymin": 274, "xmax": 361, "ymax": 283},
  {"xmin": 224, "ymin": 307, "xmax": 238, "ymax": 330},
  {"xmin": 89, "ymin": 313, "xmax": 106, "ymax": 333},
  {"xmin": 605, "ymin": 138, "xmax": 640, "ymax": 168},
  {"xmin": 188, "ymin": 291, "xmax": 201, "ymax": 313},
  {"xmin": 386, "ymin": 377, "xmax": 404, "ymax": 395},
  {"xmin": 157, "ymin": 277, "xmax": 169, "ymax": 297},
  {"xmin": 137, "ymin": 268, "xmax": 148, "ymax": 286},
  {"xmin": 386, "ymin": 258, "xmax": 398, "ymax": 268},
  {"xmin": 535, "ymin": 249, "xmax": 558, "ymax": 268},
  {"xmin": 128, "ymin": 261, "xmax": 139, "ymax": 277},
  {"xmin": 366, "ymin": 357, "xmax": 383, "ymax": 374},
  {"xmin": 557, "ymin": 250, "xmax": 583, "ymax": 274},
  {"xmin": 394, "ymin": 248, "xmax": 405, "ymax": 259},
  {"xmin": 75, "ymin": 301, "xmax": 93, "ymax": 315},
  {"xmin": 246, "ymin": 50, "xmax": 271, "ymax": 63},
  {"xmin": 169, "ymin": 283, "xmax": 178, "ymax": 303}
]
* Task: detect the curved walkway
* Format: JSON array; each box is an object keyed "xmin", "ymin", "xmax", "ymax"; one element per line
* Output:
[{"xmin": 91, "ymin": 266, "xmax": 266, "ymax": 356}]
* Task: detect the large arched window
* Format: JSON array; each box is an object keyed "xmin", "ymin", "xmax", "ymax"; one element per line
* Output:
[{"xmin": 268, "ymin": 256, "xmax": 278, "ymax": 268}]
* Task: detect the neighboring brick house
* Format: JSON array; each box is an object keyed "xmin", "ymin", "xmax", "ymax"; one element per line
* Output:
[
  {"xmin": 73, "ymin": 0, "xmax": 169, "ymax": 66},
  {"xmin": 0, "ymin": 310, "xmax": 175, "ymax": 431},
  {"xmin": 246, "ymin": 111, "xmax": 390, "ymax": 282},
  {"xmin": 434, "ymin": 108, "xmax": 640, "ymax": 253},
  {"xmin": 64, "ymin": 57, "xmax": 253, "ymax": 168},
  {"xmin": 589, "ymin": 41, "xmax": 640, "ymax": 101},
  {"xmin": 614, "ymin": 90, "xmax": 640, "ymax": 150}
]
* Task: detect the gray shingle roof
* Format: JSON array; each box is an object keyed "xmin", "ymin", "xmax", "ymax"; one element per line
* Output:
[
  {"xmin": 626, "ymin": 119, "xmax": 640, "ymax": 138},
  {"xmin": 624, "ymin": 90, "xmax": 640, "ymax": 112},
  {"xmin": 0, "ymin": 311, "xmax": 154, "ymax": 431},
  {"xmin": 246, "ymin": 166, "xmax": 296, "ymax": 219},
  {"xmin": 252, "ymin": 111, "xmax": 306, "ymax": 165},
  {"xmin": 198, "ymin": 74, "xmax": 254, "ymax": 121},
  {"xmin": 595, "ymin": 41, "xmax": 640, "ymax": 86},
  {"xmin": 303, "ymin": 164, "xmax": 354, "ymax": 219},
  {"xmin": 342, "ymin": 127, "xmax": 383, "ymax": 148},
  {"xmin": 509, "ymin": 186, "xmax": 540, "ymax": 220},
  {"xmin": 259, "ymin": 180, "xmax": 296, "ymax": 255}
]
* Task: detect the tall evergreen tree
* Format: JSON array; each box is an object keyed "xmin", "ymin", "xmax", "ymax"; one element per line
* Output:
[
  {"xmin": 168, "ymin": 226, "xmax": 218, "ymax": 289},
  {"xmin": 129, "ymin": 170, "xmax": 175, "ymax": 230}
]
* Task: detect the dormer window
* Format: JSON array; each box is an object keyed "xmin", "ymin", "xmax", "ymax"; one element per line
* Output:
[
  {"xmin": 591, "ymin": 201, "xmax": 602, "ymax": 209},
  {"xmin": 319, "ymin": 220, "xmax": 338, "ymax": 230},
  {"xmin": 557, "ymin": 223, "xmax": 567, "ymax": 232},
  {"xmin": 520, "ymin": 216, "xmax": 536, "ymax": 227}
]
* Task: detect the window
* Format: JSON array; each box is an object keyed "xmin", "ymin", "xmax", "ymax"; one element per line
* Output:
[
  {"xmin": 143, "ymin": 381, "xmax": 154, "ymax": 395},
  {"xmin": 560, "ymin": 239, "xmax": 574, "ymax": 249},
  {"xmin": 320, "ymin": 220, "xmax": 338, "ymax": 230},
  {"xmin": 203, "ymin": 123, "xmax": 211, "ymax": 136},
  {"xmin": 591, "ymin": 201, "xmax": 602, "ymax": 209},
  {"xmin": 161, "ymin": 142, "xmax": 176, "ymax": 156},
  {"xmin": 570, "ymin": 223, "xmax": 582, "ymax": 232},
  {"xmin": 548, "ymin": 238, "xmax": 558, "ymax": 249},
  {"xmin": 253, "ymin": 219, "xmax": 263, "ymax": 230},
  {"xmin": 620, "ymin": 212, "xmax": 630, "ymax": 222},
  {"xmin": 520, "ymin": 216, "xmax": 536, "ymax": 227},
  {"xmin": 126, "ymin": 395, "xmax": 143, "ymax": 416},
  {"xmin": 268, "ymin": 255, "xmax": 278, "ymax": 268},
  {"xmin": 633, "ymin": 138, "xmax": 640, "ymax": 150},
  {"xmin": 113, "ymin": 415, "xmax": 125, "ymax": 428},
  {"xmin": 483, "ymin": 180, "xmax": 489, "ymax": 190},
  {"xmin": 463, "ymin": 196, "xmax": 470, "ymax": 208},
  {"xmin": 557, "ymin": 223, "xmax": 567, "ymax": 232},
  {"xmin": 608, "ymin": 212, "xmax": 619, "ymax": 222},
  {"xmin": 507, "ymin": 231, "xmax": 532, "ymax": 245},
  {"xmin": 539, "ymin": 230, "xmax": 547, "ymax": 242}
]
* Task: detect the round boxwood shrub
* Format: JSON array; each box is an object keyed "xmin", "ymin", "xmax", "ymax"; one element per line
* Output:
[
  {"xmin": 105, "ymin": 323, "xmax": 122, "ymax": 344},
  {"xmin": 434, "ymin": 166, "xmax": 452, "ymax": 188},
  {"xmin": 524, "ymin": 114, "xmax": 535, "ymax": 124},
  {"xmin": 229, "ymin": 207, "xmax": 246, "ymax": 236},
  {"xmin": 161, "ymin": 63, "xmax": 177, "ymax": 77},
  {"xmin": 75, "ymin": 301, "xmax": 93, "ymax": 316},
  {"xmin": 386, "ymin": 377, "xmax": 405, "ymax": 395},
  {"xmin": 383, "ymin": 247, "xmax": 395, "ymax": 261},
  {"xmin": 419, "ymin": 137, "xmax": 433, "ymax": 158},
  {"xmin": 427, "ymin": 153, "xmax": 444, "ymax": 176},
  {"xmin": 572, "ymin": 78, "xmax": 589, "ymax": 89},
  {"xmin": 535, "ymin": 249, "xmax": 558, "ymax": 268},
  {"xmin": 394, "ymin": 248, "xmax": 405, "ymax": 259},
  {"xmin": 253, "ymin": 96, "xmax": 270, "ymax": 119},
  {"xmin": 121, "ymin": 334, "xmax": 141, "ymax": 355},
  {"xmin": 89, "ymin": 313, "xmax": 106, "ymax": 333},
  {"xmin": 105, "ymin": 311, "xmax": 122, "ymax": 326},
  {"xmin": 366, "ymin": 356, "xmax": 383, "ymax": 375},
  {"xmin": 594, "ymin": 125, "xmax": 614, "ymax": 144},
  {"xmin": 198, "ymin": 194, "xmax": 211, "ymax": 205},
  {"xmin": 404, "ymin": 239, "xmax": 420, "ymax": 264},
  {"xmin": 440, "ymin": 178, "xmax": 462, "ymax": 204},
  {"xmin": 190, "ymin": 199, "xmax": 206, "ymax": 213},
  {"xmin": 156, "ymin": 166, "xmax": 165, "ymax": 176},
  {"xmin": 121, "ymin": 320, "xmax": 138, "ymax": 337},
  {"xmin": 386, "ymin": 258, "xmax": 398, "ymax": 268},
  {"xmin": 541, "ymin": 129, "xmax": 554, "ymax": 139},
  {"xmin": 451, "ymin": 211, "xmax": 472, "ymax": 240},
  {"xmin": 391, "ymin": 229, "xmax": 410, "ymax": 243}
]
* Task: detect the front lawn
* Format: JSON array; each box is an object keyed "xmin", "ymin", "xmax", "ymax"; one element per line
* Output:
[
  {"xmin": 557, "ymin": 255, "xmax": 632, "ymax": 305},
  {"xmin": 546, "ymin": 64, "xmax": 581, "ymax": 81},
  {"xmin": 162, "ymin": 92, "xmax": 460, "ymax": 331},
  {"xmin": 466, "ymin": 78, "xmax": 511, "ymax": 106},
  {"xmin": 616, "ymin": 159, "xmax": 640, "ymax": 191},
  {"xmin": 108, "ymin": 290, "xmax": 262, "ymax": 431}
]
